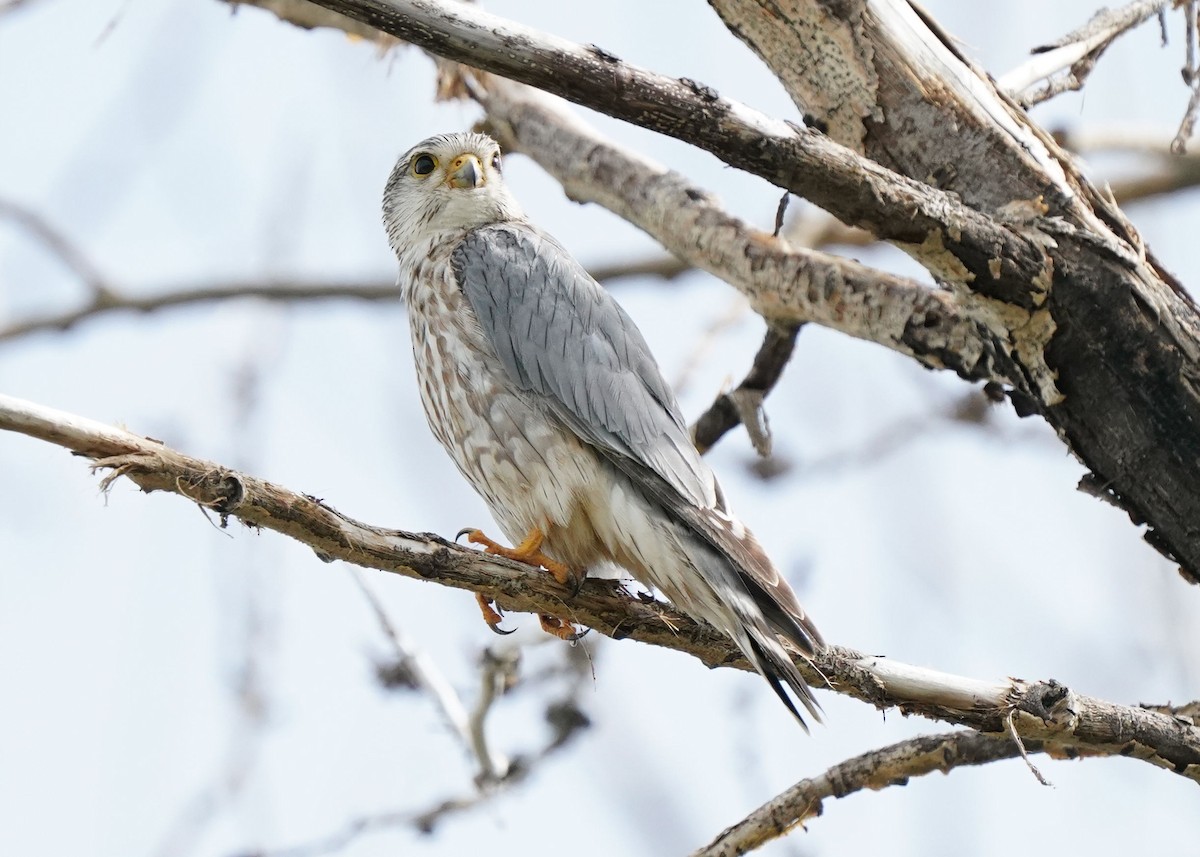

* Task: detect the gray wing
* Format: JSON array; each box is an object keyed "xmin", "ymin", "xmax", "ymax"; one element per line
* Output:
[
  {"xmin": 454, "ymin": 223, "xmax": 825, "ymax": 689},
  {"xmin": 451, "ymin": 223, "xmax": 718, "ymax": 510}
]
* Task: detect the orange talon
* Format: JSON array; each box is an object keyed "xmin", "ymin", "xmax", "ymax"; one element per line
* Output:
[
  {"xmin": 458, "ymin": 526, "xmax": 588, "ymax": 640},
  {"xmin": 539, "ymin": 613, "xmax": 588, "ymax": 642},
  {"xmin": 459, "ymin": 526, "xmax": 579, "ymax": 589},
  {"xmin": 475, "ymin": 593, "xmax": 514, "ymax": 635}
]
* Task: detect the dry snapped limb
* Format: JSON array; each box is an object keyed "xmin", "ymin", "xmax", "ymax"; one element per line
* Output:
[
  {"xmin": 998, "ymin": 0, "xmax": 1183, "ymax": 107},
  {"xmin": 691, "ymin": 322, "xmax": 801, "ymax": 457}
]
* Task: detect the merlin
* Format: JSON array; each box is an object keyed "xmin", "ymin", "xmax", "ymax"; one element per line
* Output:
[{"xmin": 383, "ymin": 131, "xmax": 824, "ymax": 725}]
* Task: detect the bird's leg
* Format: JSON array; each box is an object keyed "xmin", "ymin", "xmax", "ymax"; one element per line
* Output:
[{"xmin": 458, "ymin": 526, "xmax": 578, "ymax": 588}]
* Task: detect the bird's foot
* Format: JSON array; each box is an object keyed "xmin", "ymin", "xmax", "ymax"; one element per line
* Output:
[
  {"xmin": 475, "ymin": 593, "xmax": 515, "ymax": 636},
  {"xmin": 539, "ymin": 614, "xmax": 589, "ymax": 642},
  {"xmin": 458, "ymin": 526, "xmax": 587, "ymax": 640},
  {"xmin": 457, "ymin": 526, "xmax": 583, "ymax": 592}
]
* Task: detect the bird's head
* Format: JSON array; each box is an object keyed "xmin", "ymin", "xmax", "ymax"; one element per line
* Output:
[{"xmin": 383, "ymin": 132, "xmax": 523, "ymax": 256}]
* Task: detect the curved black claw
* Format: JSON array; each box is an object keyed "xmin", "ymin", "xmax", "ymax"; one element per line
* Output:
[
  {"xmin": 566, "ymin": 626, "xmax": 591, "ymax": 643},
  {"xmin": 455, "ymin": 527, "xmax": 478, "ymax": 543},
  {"xmin": 487, "ymin": 621, "xmax": 517, "ymax": 636}
]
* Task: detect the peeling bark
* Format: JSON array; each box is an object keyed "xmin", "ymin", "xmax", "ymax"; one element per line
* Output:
[{"xmin": 710, "ymin": 0, "xmax": 1200, "ymax": 576}]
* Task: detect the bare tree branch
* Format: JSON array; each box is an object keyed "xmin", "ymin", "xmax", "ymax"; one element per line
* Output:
[
  {"xmin": 351, "ymin": 570, "xmax": 476, "ymax": 761},
  {"xmin": 693, "ymin": 731, "xmax": 1045, "ymax": 857},
  {"xmin": 0, "ymin": 196, "xmax": 110, "ymax": 295},
  {"xmin": 469, "ymin": 76, "xmax": 1005, "ymax": 385},
  {"xmin": 1, "ymin": 392, "xmax": 1196, "ymax": 785},
  {"xmin": 0, "ymin": 257, "xmax": 686, "ymax": 345},
  {"xmin": 691, "ymin": 322, "xmax": 801, "ymax": 456},
  {"xmin": 998, "ymin": 0, "xmax": 1181, "ymax": 108},
  {"xmin": 1057, "ymin": 127, "xmax": 1200, "ymax": 203},
  {"xmin": 0, "ymin": 279, "xmax": 398, "ymax": 344},
  {"xmin": 1175, "ymin": 0, "xmax": 1200, "ymax": 152}
]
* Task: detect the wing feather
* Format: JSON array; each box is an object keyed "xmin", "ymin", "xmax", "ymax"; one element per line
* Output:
[
  {"xmin": 452, "ymin": 223, "xmax": 716, "ymax": 509},
  {"xmin": 453, "ymin": 222, "xmax": 824, "ymax": 712}
]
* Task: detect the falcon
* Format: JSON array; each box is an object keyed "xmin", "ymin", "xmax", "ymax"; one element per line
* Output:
[{"xmin": 383, "ymin": 131, "xmax": 825, "ymax": 725}]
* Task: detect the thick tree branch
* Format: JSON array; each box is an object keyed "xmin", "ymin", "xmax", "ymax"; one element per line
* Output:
[
  {"xmin": 471, "ymin": 75, "xmax": 1006, "ymax": 385},
  {"xmin": 2, "ymin": 392, "xmax": 1197, "ymax": 784},
  {"xmin": 706, "ymin": 0, "xmax": 1200, "ymax": 577}
]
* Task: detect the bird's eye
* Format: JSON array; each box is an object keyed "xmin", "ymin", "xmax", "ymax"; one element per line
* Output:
[
  {"xmin": 411, "ymin": 154, "xmax": 437, "ymax": 177},
  {"xmin": 490, "ymin": 152, "xmax": 502, "ymax": 172}
]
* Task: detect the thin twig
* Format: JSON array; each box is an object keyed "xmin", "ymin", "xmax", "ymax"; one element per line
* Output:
[
  {"xmin": 0, "ymin": 196, "xmax": 109, "ymax": 294},
  {"xmin": 349, "ymin": 570, "xmax": 475, "ymax": 754},
  {"xmin": 671, "ymin": 296, "xmax": 750, "ymax": 398},
  {"xmin": 1055, "ymin": 127, "xmax": 1200, "ymax": 202},
  {"xmin": 1174, "ymin": 0, "xmax": 1200, "ymax": 152},
  {"xmin": 467, "ymin": 646, "xmax": 517, "ymax": 783},
  {"xmin": 1005, "ymin": 709, "xmax": 1053, "ymax": 787},
  {"xmin": 0, "ymin": 258, "xmax": 686, "ymax": 346},
  {"xmin": 237, "ymin": 642, "xmax": 592, "ymax": 857},
  {"xmin": 0, "ymin": 280, "xmax": 398, "ymax": 343}
]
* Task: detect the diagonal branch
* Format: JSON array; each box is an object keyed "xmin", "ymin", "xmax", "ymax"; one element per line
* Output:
[
  {"xmin": 0, "ymin": 196, "xmax": 110, "ymax": 295},
  {"xmin": 470, "ymin": 75, "xmax": 1007, "ymax": 385},
  {"xmin": 351, "ymin": 570, "xmax": 476, "ymax": 764},
  {"xmin": 2, "ymin": 392, "xmax": 1197, "ymax": 784},
  {"xmin": 693, "ymin": 730, "xmax": 1051, "ymax": 856},
  {"xmin": 998, "ymin": 0, "xmax": 1181, "ymax": 107}
]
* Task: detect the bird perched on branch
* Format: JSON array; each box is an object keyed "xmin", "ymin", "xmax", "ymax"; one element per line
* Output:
[{"xmin": 383, "ymin": 131, "xmax": 825, "ymax": 725}]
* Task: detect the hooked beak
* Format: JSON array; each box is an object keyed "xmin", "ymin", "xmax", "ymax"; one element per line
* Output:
[{"xmin": 446, "ymin": 153, "xmax": 485, "ymax": 189}]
